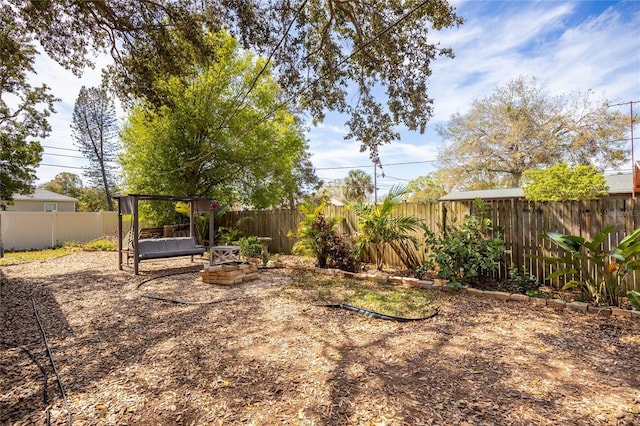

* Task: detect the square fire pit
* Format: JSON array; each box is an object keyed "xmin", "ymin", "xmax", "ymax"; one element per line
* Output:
[{"xmin": 200, "ymin": 261, "xmax": 259, "ymax": 285}]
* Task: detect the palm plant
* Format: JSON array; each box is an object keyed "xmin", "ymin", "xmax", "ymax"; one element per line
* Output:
[
  {"xmin": 351, "ymin": 186, "xmax": 422, "ymax": 270},
  {"xmin": 343, "ymin": 169, "xmax": 374, "ymax": 202}
]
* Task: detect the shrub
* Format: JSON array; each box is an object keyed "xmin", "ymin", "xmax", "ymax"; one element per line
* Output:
[
  {"xmin": 422, "ymin": 199, "xmax": 506, "ymax": 286},
  {"xmin": 289, "ymin": 201, "xmax": 356, "ymax": 272},
  {"xmin": 236, "ymin": 236, "xmax": 263, "ymax": 258},
  {"xmin": 507, "ymin": 266, "xmax": 541, "ymax": 294}
]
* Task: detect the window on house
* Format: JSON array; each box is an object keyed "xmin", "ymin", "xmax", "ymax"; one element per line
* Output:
[{"xmin": 44, "ymin": 203, "xmax": 57, "ymax": 212}]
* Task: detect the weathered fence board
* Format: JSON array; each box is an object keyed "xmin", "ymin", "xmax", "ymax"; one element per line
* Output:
[{"xmin": 218, "ymin": 199, "xmax": 640, "ymax": 290}]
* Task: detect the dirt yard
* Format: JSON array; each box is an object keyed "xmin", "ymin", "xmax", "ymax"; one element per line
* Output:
[{"xmin": 1, "ymin": 251, "xmax": 639, "ymax": 425}]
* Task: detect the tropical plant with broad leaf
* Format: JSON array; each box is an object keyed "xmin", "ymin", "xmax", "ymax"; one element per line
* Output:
[{"xmin": 538, "ymin": 225, "xmax": 640, "ymax": 307}]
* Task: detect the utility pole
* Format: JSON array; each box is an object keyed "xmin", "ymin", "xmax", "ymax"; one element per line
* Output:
[
  {"xmin": 373, "ymin": 163, "xmax": 378, "ymax": 204},
  {"xmin": 631, "ymin": 101, "xmax": 636, "ymax": 198}
]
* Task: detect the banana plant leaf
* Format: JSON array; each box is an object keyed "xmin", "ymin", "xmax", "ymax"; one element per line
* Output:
[
  {"xmin": 583, "ymin": 224, "xmax": 616, "ymax": 252},
  {"xmin": 546, "ymin": 231, "xmax": 583, "ymax": 253},
  {"xmin": 627, "ymin": 290, "xmax": 640, "ymax": 310},
  {"xmin": 548, "ymin": 268, "xmax": 577, "ymax": 280},
  {"xmin": 562, "ymin": 279, "xmax": 583, "ymax": 290},
  {"xmin": 617, "ymin": 228, "xmax": 640, "ymax": 250}
]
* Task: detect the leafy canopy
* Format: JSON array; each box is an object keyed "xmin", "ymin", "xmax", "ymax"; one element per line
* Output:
[
  {"xmin": 351, "ymin": 185, "xmax": 422, "ymax": 270},
  {"xmin": 8, "ymin": 0, "xmax": 463, "ymax": 161},
  {"xmin": 522, "ymin": 163, "xmax": 609, "ymax": 201},
  {"xmin": 538, "ymin": 226, "xmax": 640, "ymax": 307},
  {"xmin": 0, "ymin": 6, "xmax": 57, "ymax": 203},
  {"xmin": 119, "ymin": 31, "xmax": 310, "ymax": 209},
  {"xmin": 406, "ymin": 174, "xmax": 446, "ymax": 202},
  {"xmin": 436, "ymin": 77, "xmax": 629, "ymax": 190},
  {"xmin": 40, "ymin": 172, "xmax": 114, "ymax": 212},
  {"xmin": 342, "ymin": 169, "xmax": 374, "ymax": 203}
]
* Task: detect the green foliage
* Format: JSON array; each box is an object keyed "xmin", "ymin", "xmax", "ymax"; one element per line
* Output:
[
  {"xmin": 0, "ymin": 9, "xmax": 57, "ymax": 203},
  {"xmin": 342, "ymin": 169, "xmax": 374, "ymax": 203},
  {"xmin": 285, "ymin": 270, "xmax": 441, "ymax": 319},
  {"xmin": 0, "ymin": 238, "xmax": 117, "ymax": 264},
  {"xmin": 406, "ymin": 174, "xmax": 447, "ymax": 202},
  {"xmin": 236, "ymin": 236, "xmax": 263, "ymax": 258},
  {"xmin": 522, "ymin": 163, "xmax": 608, "ymax": 201},
  {"xmin": 537, "ymin": 226, "xmax": 640, "ymax": 306},
  {"xmin": 351, "ymin": 186, "xmax": 422, "ymax": 270},
  {"xmin": 217, "ymin": 226, "xmax": 243, "ymax": 246},
  {"xmin": 41, "ymin": 173, "xmax": 116, "ymax": 212},
  {"xmin": 507, "ymin": 266, "xmax": 541, "ymax": 294},
  {"xmin": 215, "ymin": 214, "xmax": 253, "ymax": 246},
  {"xmin": 422, "ymin": 199, "xmax": 506, "ymax": 286},
  {"xmin": 81, "ymin": 239, "xmax": 117, "ymax": 251},
  {"xmin": 289, "ymin": 201, "xmax": 356, "ymax": 272},
  {"xmin": 627, "ymin": 290, "xmax": 640, "ymax": 310},
  {"xmin": 10, "ymin": 0, "xmax": 462, "ymax": 161},
  {"xmin": 436, "ymin": 76, "xmax": 630, "ymax": 190},
  {"xmin": 119, "ymin": 31, "xmax": 311, "ymax": 209}
]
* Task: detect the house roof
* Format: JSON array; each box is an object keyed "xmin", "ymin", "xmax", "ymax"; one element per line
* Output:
[
  {"xmin": 12, "ymin": 188, "xmax": 78, "ymax": 202},
  {"xmin": 439, "ymin": 173, "xmax": 633, "ymax": 201}
]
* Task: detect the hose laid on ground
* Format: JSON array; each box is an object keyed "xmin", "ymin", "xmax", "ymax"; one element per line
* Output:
[
  {"xmin": 32, "ymin": 296, "xmax": 72, "ymax": 426},
  {"xmin": 316, "ymin": 303, "xmax": 440, "ymax": 322},
  {"xmin": 0, "ymin": 340, "xmax": 50, "ymax": 424},
  {"xmin": 141, "ymin": 294, "xmax": 254, "ymax": 305}
]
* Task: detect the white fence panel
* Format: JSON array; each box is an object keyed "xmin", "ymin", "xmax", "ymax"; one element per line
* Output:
[{"xmin": 0, "ymin": 211, "xmax": 118, "ymax": 251}]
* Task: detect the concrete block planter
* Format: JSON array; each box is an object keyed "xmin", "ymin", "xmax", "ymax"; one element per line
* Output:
[
  {"xmin": 417, "ymin": 280, "xmax": 433, "ymax": 289},
  {"xmin": 509, "ymin": 293, "xmax": 530, "ymax": 302},
  {"xmin": 566, "ymin": 302, "xmax": 589, "ymax": 313},
  {"xmin": 587, "ymin": 305, "xmax": 612, "ymax": 317},
  {"xmin": 466, "ymin": 288, "xmax": 485, "ymax": 297},
  {"xmin": 547, "ymin": 299, "xmax": 567, "ymax": 309},
  {"xmin": 402, "ymin": 277, "xmax": 420, "ymax": 287},
  {"xmin": 368, "ymin": 274, "xmax": 389, "ymax": 284},
  {"xmin": 388, "ymin": 276, "xmax": 404, "ymax": 285},
  {"xmin": 489, "ymin": 291, "xmax": 511, "ymax": 301},
  {"xmin": 530, "ymin": 297, "xmax": 547, "ymax": 306},
  {"xmin": 611, "ymin": 307, "xmax": 633, "ymax": 318}
]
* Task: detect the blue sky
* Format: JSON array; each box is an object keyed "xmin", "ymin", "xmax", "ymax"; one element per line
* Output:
[{"xmin": 31, "ymin": 0, "xmax": 640, "ymax": 194}]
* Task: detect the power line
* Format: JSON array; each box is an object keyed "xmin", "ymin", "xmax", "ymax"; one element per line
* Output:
[
  {"xmin": 39, "ymin": 163, "xmax": 86, "ymax": 170},
  {"xmin": 43, "ymin": 152, "xmax": 85, "ymax": 160},
  {"xmin": 316, "ymin": 159, "xmax": 439, "ymax": 171},
  {"xmin": 41, "ymin": 145, "xmax": 79, "ymax": 152},
  {"xmin": 151, "ymin": 0, "xmax": 437, "ymax": 178},
  {"xmin": 607, "ymin": 100, "xmax": 640, "ymax": 108}
]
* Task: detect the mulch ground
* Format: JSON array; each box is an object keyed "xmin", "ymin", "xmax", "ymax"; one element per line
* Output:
[{"xmin": 1, "ymin": 251, "xmax": 639, "ymax": 425}]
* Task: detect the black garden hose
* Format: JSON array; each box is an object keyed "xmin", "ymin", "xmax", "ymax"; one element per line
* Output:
[
  {"xmin": 316, "ymin": 303, "xmax": 440, "ymax": 322},
  {"xmin": 0, "ymin": 339, "xmax": 50, "ymax": 425},
  {"xmin": 32, "ymin": 296, "xmax": 72, "ymax": 426}
]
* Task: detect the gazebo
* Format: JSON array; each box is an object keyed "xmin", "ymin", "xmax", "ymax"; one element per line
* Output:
[{"xmin": 116, "ymin": 194, "xmax": 216, "ymax": 275}]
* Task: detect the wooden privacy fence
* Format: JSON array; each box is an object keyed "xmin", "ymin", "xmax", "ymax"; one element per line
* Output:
[{"xmin": 218, "ymin": 198, "xmax": 640, "ymax": 290}]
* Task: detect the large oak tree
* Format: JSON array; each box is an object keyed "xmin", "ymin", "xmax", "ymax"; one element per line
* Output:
[
  {"xmin": 436, "ymin": 77, "xmax": 630, "ymax": 190},
  {"xmin": 7, "ymin": 0, "xmax": 463, "ymax": 161}
]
